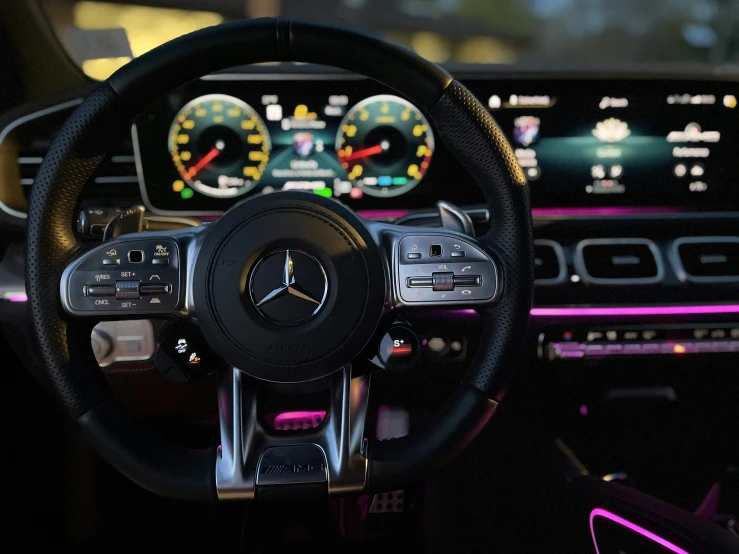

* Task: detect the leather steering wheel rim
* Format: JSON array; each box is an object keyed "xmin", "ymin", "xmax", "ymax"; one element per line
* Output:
[{"xmin": 26, "ymin": 18, "xmax": 533, "ymax": 500}]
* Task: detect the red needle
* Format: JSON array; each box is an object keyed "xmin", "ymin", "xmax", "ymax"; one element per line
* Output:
[
  {"xmin": 186, "ymin": 146, "xmax": 220, "ymax": 179},
  {"xmin": 340, "ymin": 144, "xmax": 384, "ymax": 162}
]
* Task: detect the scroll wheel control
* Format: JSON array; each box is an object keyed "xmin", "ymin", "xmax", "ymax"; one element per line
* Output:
[
  {"xmin": 115, "ymin": 280, "xmax": 140, "ymax": 300},
  {"xmin": 432, "ymin": 272, "xmax": 455, "ymax": 291}
]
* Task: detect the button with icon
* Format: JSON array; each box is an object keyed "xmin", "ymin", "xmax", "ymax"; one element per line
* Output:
[{"xmin": 378, "ymin": 326, "xmax": 419, "ymax": 369}]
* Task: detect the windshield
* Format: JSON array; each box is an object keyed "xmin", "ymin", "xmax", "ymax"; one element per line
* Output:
[{"xmin": 43, "ymin": 0, "xmax": 738, "ymax": 80}]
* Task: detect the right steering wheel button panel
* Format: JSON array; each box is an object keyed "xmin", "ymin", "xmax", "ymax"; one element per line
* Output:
[{"xmin": 396, "ymin": 235, "xmax": 499, "ymax": 304}]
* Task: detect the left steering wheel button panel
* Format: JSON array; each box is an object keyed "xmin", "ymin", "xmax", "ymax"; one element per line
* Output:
[{"xmin": 61, "ymin": 238, "xmax": 180, "ymax": 316}]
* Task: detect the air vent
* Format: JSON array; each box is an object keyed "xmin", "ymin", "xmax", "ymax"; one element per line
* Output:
[
  {"xmin": 534, "ymin": 239, "xmax": 566, "ymax": 285},
  {"xmin": 19, "ymin": 148, "xmax": 138, "ymax": 193},
  {"xmin": 575, "ymin": 238, "xmax": 663, "ymax": 285},
  {"xmin": 670, "ymin": 237, "xmax": 739, "ymax": 283},
  {"xmin": 0, "ymin": 97, "xmax": 139, "ymax": 219}
]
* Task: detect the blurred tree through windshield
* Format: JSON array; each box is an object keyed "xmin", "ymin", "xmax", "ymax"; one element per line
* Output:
[{"xmin": 43, "ymin": 0, "xmax": 739, "ymax": 80}]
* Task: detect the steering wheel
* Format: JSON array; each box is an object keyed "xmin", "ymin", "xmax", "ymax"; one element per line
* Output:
[{"xmin": 26, "ymin": 19, "xmax": 533, "ymax": 501}]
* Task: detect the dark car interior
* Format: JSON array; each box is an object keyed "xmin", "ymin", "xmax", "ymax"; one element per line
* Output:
[{"xmin": 1, "ymin": 1, "xmax": 738, "ymax": 552}]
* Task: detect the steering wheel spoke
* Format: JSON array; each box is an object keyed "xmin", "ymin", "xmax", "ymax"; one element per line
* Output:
[
  {"xmin": 60, "ymin": 225, "xmax": 208, "ymax": 319},
  {"xmin": 216, "ymin": 365, "xmax": 370, "ymax": 500},
  {"xmin": 366, "ymin": 220, "xmax": 502, "ymax": 310}
]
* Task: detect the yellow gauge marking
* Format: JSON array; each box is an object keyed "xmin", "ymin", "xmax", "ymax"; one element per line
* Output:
[
  {"xmin": 294, "ymin": 104, "xmax": 307, "ymax": 118},
  {"xmin": 348, "ymin": 165, "xmax": 363, "ymax": 180},
  {"xmin": 413, "ymin": 124, "xmax": 428, "ymax": 137},
  {"xmin": 335, "ymin": 96, "xmax": 435, "ymax": 195},
  {"xmin": 170, "ymin": 97, "xmax": 271, "ymax": 190},
  {"xmin": 294, "ymin": 104, "xmax": 316, "ymax": 119}
]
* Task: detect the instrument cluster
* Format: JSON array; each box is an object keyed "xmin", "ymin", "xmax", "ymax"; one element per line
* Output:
[{"xmin": 134, "ymin": 78, "xmax": 460, "ymax": 215}]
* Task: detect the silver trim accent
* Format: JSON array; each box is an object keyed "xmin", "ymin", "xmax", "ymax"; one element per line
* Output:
[
  {"xmin": 92, "ymin": 320, "xmax": 155, "ymax": 367},
  {"xmin": 396, "ymin": 208, "xmax": 490, "ymax": 226},
  {"xmin": 216, "ymin": 365, "xmax": 370, "ymax": 500},
  {"xmin": 0, "ymin": 98, "xmax": 84, "ymax": 220},
  {"xmin": 0, "ymin": 98, "xmax": 83, "ymax": 145},
  {"xmin": 534, "ymin": 239, "xmax": 567, "ymax": 285},
  {"xmin": 669, "ymin": 236, "xmax": 739, "ymax": 283},
  {"xmin": 249, "ymin": 249, "xmax": 328, "ymax": 324},
  {"xmin": 574, "ymin": 238, "xmax": 664, "ymax": 285},
  {"xmin": 111, "ymin": 155, "xmax": 136, "ymax": 163},
  {"xmin": 437, "ymin": 200, "xmax": 475, "ymax": 236},
  {"xmin": 94, "ymin": 175, "xmax": 139, "ymax": 184},
  {"xmin": 0, "ymin": 203, "xmax": 28, "ymax": 219}
]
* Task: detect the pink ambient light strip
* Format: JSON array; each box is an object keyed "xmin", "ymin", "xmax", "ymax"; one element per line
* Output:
[
  {"xmin": 531, "ymin": 206, "xmax": 685, "ymax": 217},
  {"xmin": 530, "ymin": 305, "xmax": 739, "ymax": 317},
  {"xmin": 590, "ymin": 507, "xmax": 689, "ymax": 554}
]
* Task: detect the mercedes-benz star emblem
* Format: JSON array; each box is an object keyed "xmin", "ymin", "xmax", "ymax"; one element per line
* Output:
[{"xmin": 249, "ymin": 249, "xmax": 328, "ymax": 325}]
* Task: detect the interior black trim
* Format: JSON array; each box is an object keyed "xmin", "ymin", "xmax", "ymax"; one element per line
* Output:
[{"xmin": 78, "ymin": 399, "xmax": 218, "ymax": 501}]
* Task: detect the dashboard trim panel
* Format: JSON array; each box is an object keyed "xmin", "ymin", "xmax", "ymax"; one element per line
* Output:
[{"xmin": 0, "ymin": 97, "xmax": 84, "ymax": 220}]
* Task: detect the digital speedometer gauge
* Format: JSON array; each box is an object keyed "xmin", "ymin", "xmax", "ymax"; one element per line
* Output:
[
  {"xmin": 168, "ymin": 94, "xmax": 271, "ymax": 199},
  {"xmin": 336, "ymin": 94, "xmax": 434, "ymax": 197}
]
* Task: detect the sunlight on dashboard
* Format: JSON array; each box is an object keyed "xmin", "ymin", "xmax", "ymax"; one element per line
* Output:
[{"xmin": 73, "ymin": 1, "xmax": 224, "ymax": 80}]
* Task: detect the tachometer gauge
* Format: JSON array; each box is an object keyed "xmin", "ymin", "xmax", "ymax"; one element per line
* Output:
[
  {"xmin": 168, "ymin": 94, "xmax": 271, "ymax": 198},
  {"xmin": 336, "ymin": 94, "xmax": 434, "ymax": 197}
]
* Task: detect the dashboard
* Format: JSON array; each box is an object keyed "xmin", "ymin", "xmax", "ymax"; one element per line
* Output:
[
  {"xmin": 1, "ymin": 66, "xmax": 738, "ymax": 522},
  {"xmin": 133, "ymin": 72, "xmax": 739, "ymax": 215}
]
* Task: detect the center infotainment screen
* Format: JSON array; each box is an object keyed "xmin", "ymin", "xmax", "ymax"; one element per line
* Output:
[{"xmin": 469, "ymin": 79, "xmax": 739, "ymax": 209}]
